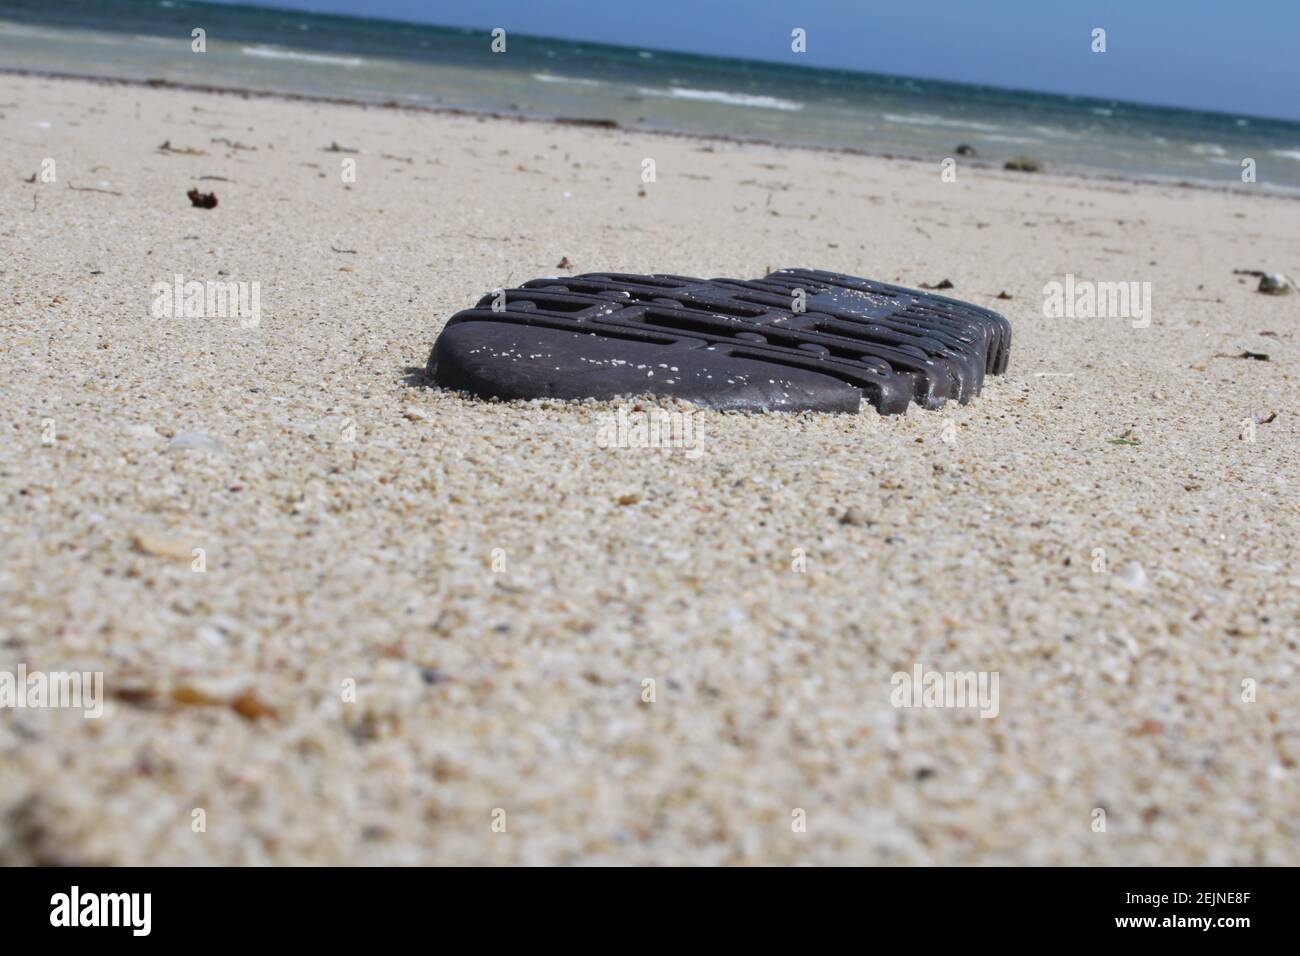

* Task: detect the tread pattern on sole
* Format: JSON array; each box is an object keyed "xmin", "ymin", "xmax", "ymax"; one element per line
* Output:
[{"xmin": 427, "ymin": 269, "xmax": 1011, "ymax": 414}]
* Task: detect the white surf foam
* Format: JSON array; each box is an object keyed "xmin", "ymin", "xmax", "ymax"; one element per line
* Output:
[
  {"xmin": 532, "ymin": 73, "xmax": 605, "ymax": 88},
  {"xmin": 635, "ymin": 86, "xmax": 802, "ymax": 111},
  {"xmin": 882, "ymin": 112, "xmax": 1000, "ymax": 132},
  {"xmin": 1031, "ymin": 125, "xmax": 1081, "ymax": 140},
  {"xmin": 977, "ymin": 133, "xmax": 1042, "ymax": 145},
  {"xmin": 241, "ymin": 45, "xmax": 363, "ymax": 67}
]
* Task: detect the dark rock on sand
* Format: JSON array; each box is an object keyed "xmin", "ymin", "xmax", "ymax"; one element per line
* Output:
[{"xmin": 1004, "ymin": 156, "xmax": 1043, "ymax": 173}]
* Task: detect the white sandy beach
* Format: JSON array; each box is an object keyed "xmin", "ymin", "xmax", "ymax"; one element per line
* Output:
[{"xmin": 0, "ymin": 73, "xmax": 1297, "ymax": 865}]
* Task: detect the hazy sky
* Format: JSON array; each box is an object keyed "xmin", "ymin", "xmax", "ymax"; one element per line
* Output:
[{"xmin": 206, "ymin": 0, "xmax": 1300, "ymax": 120}]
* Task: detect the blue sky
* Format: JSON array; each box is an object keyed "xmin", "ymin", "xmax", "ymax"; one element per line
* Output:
[{"xmin": 207, "ymin": 0, "xmax": 1300, "ymax": 119}]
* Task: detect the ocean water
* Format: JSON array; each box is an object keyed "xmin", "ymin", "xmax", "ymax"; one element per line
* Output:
[{"xmin": 4, "ymin": 0, "xmax": 1300, "ymax": 192}]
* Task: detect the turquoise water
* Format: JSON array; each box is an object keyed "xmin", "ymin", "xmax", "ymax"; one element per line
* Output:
[{"xmin": 4, "ymin": 0, "xmax": 1300, "ymax": 191}]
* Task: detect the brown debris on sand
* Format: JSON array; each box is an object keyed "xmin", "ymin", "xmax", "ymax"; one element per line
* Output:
[
  {"xmin": 187, "ymin": 187, "xmax": 218, "ymax": 209},
  {"xmin": 158, "ymin": 139, "xmax": 206, "ymax": 156},
  {"xmin": 172, "ymin": 684, "xmax": 278, "ymax": 721}
]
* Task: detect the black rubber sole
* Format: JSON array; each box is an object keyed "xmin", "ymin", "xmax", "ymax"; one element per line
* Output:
[{"xmin": 427, "ymin": 269, "xmax": 1011, "ymax": 414}]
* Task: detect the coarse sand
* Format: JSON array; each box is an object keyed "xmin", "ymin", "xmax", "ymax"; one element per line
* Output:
[{"xmin": 1, "ymin": 74, "xmax": 1297, "ymax": 865}]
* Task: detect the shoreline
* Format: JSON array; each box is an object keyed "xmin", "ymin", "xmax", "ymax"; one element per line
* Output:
[{"xmin": 6, "ymin": 66, "xmax": 1298, "ymax": 202}]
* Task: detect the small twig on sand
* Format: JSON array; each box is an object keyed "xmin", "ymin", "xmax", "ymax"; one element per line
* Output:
[
  {"xmin": 432, "ymin": 233, "xmax": 522, "ymax": 243},
  {"xmin": 158, "ymin": 140, "xmax": 206, "ymax": 156},
  {"xmin": 68, "ymin": 181, "xmax": 124, "ymax": 196},
  {"xmin": 330, "ymin": 245, "xmax": 358, "ymax": 254},
  {"xmin": 1213, "ymin": 351, "xmax": 1270, "ymax": 362}
]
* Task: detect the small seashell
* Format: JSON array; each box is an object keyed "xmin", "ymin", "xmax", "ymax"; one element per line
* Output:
[
  {"xmin": 130, "ymin": 531, "xmax": 193, "ymax": 560},
  {"xmin": 1114, "ymin": 561, "xmax": 1149, "ymax": 590},
  {"xmin": 1257, "ymin": 273, "xmax": 1295, "ymax": 295}
]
